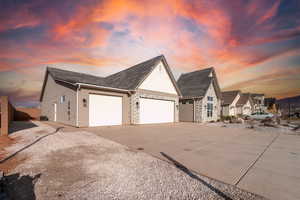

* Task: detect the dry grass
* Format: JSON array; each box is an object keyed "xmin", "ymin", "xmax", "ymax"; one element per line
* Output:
[
  {"xmin": 0, "ymin": 136, "xmax": 26, "ymax": 173},
  {"xmin": 0, "ymin": 155, "xmax": 27, "ymax": 173},
  {"xmin": 0, "ymin": 136, "xmax": 17, "ymax": 159}
]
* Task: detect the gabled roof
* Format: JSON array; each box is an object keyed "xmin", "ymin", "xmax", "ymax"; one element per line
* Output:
[
  {"xmin": 40, "ymin": 55, "xmax": 181, "ymax": 101},
  {"xmin": 221, "ymin": 90, "xmax": 240, "ymax": 106},
  {"xmin": 104, "ymin": 55, "xmax": 180, "ymax": 93},
  {"xmin": 236, "ymin": 93, "xmax": 253, "ymax": 106},
  {"xmin": 177, "ymin": 67, "xmax": 221, "ymax": 99},
  {"xmin": 47, "ymin": 67, "xmax": 108, "ymax": 87}
]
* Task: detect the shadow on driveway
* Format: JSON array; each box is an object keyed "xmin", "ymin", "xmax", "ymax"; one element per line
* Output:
[
  {"xmin": 8, "ymin": 121, "xmax": 38, "ymax": 135},
  {"xmin": 2, "ymin": 173, "xmax": 41, "ymax": 200},
  {"xmin": 160, "ymin": 152, "xmax": 233, "ymax": 200}
]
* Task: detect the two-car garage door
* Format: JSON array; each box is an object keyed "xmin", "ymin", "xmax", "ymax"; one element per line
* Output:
[
  {"xmin": 89, "ymin": 94, "xmax": 174, "ymax": 126},
  {"xmin": 139, "ymin": 98, "xmax": 174, "ymax": 124}
]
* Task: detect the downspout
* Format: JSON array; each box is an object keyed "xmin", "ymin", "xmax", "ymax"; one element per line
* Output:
[
  {"xmin": 76, "ymin": 84, "xmax": 80, "ymax": 127},
  {"xmin": 193, "ymin": 100, "xmax": 196, "ymax": 122}
]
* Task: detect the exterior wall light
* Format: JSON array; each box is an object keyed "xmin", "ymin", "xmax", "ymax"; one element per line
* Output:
[
  {"xmin": 83, "ymin": 98, "xmax": 87, "ymax": 107},
  {"xmin": 136, "ymin": 101, "xmax": 139, "ymax": 109}
]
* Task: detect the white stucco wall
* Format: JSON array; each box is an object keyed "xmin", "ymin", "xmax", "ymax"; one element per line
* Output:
[
  {"xmin": 228, "ymin": 93, "xmax": 240, "ymax": 116},
  {"xmin": 242, "ymin": 100, "xmax": 252, "ymax": 115},
  {"xmin": 138, "ymin": 62, "xmax": 177, "ymax": 95}
]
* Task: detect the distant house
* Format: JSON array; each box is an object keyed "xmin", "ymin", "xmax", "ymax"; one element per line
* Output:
[
  {"xmin": 251, "ymin": 93, "xmax": 265, "ymax": 112},
  {"xmin": 221, "ymin": 90, "xmax": 241, "ymax": 116},
  {"xmin": 177, "ymin": 67, "xmax": 222, "ymax": 122},
  {"xmin": 236, "ymin": 93, "xmax": 254, "ymax": 116},
  {"xmin": 40, "ymin": 55, "xmax": 182, "ymax": 127},
  {"xmin": 276, "ymin": 95, "xmax": 300, "ymax": 117}
]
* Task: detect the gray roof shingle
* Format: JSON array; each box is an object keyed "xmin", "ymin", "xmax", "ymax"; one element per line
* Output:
[
  {"xmin": 236, "ymin": 93, "xmax": 252, "ymax": 106},
  {"xmin": 45, "ymin": 55, "xmax": 181, "ymax": 95},
  {"xmin": 177, "ymin": 68, "xmax": 215, "ymax": 98},
  {"xmin": 221, "ymin": 90, "xmax": 240, "ymax": 105},
  {"xmin": 104, "ymin": 55, "xmax": 163, "ymax": 90},
  {"xmin": 47, "ymin": 67, "xmax": 108, "ymax": 87}
]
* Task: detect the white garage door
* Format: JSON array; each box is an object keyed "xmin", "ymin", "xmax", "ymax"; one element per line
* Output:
[
  {"xmin": 89, "ymin": 94, "xmax": 122, "ymax": 126},
  {"xmin": 139, "ymin": 98, "xmax": 174, "ymax": 124}
]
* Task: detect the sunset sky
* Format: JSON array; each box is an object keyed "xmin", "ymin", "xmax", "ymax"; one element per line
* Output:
[{"xmin": 0, "ymin": 0, "xmax": 300, "ymax": 107}]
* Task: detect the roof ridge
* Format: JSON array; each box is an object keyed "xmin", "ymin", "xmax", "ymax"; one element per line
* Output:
[
  {"xmin": 47, "ymin": 67, "xmax": 105, "ymax": 80},
  {"xmin": 182, "ymin": 67, "xmax": 213, "ymax": 75},
  {"xmin": 105, "ymin": 55, "xmax": 163, "ymax": 79},
  {"xmin": 222, "ymin": 90, "xmax": 240, "ymax": 93}
]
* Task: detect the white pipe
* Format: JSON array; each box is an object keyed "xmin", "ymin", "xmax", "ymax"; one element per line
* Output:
[{"xmin": 76, "ymin": 85, "xmax": 80, "ymax": 127}]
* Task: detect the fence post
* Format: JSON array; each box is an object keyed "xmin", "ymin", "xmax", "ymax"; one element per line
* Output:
[{"xmin": 0, "ymin": 96, "xmax": 9, "ymax": 136}]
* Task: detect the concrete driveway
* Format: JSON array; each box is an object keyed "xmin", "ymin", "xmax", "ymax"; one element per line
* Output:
[{"xmin": 82, "ymin": 123, "xmax": 300, "ymax": 200}]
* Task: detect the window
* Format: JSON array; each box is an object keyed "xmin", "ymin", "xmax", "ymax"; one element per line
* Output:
[
  {"xmin": 60, "ymin": 95, "xmax": 65, "ymax": 103},
  {"xmin": 207, "ymin": 103, "xmax": 213, "ymax": 117},
  {"xmin": 159, "ymin": 64, "xmax": 162, "ymax": 72},
  {"xmin": 207, "ymin": 96, "xmax": 213, "ymax": 101}
]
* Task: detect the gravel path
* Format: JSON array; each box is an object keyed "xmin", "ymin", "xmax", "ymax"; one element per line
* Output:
[{"xmin": 3, "ymin": 129, "xmax": 266, "ymax": 200}]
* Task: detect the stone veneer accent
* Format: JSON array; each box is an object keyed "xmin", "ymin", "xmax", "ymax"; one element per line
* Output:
[
  {"xmin": 130, "ymin": 90, "xmax": 179, "ymax": 124},
  {"xmin": 194, "ymin": 99, "xmax": 203, "ymax": 123},
  {"xmin": 130, "ymin": 92, "xmax": 140, "ymax": 124}
]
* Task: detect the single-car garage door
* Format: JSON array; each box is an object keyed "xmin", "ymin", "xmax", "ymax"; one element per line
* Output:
[
  {"xmin": 89, "ymin": 94, "xmax": 122, "ymax": 126},
  {"xmin": 139, "ymin": 98, "xmax": 174, "ymax": 124}
]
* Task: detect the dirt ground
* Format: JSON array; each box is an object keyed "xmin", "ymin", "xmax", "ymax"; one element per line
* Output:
[{"xmin": 0, "ymin": 136, "xmax": 18, "ymax": 160}]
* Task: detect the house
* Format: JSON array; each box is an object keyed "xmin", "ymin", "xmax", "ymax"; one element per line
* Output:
[
  {"xmin": 276, "ymin": 95, "xmax": 300, "ymax": 117},
  {"xmin": 40, "ymin": 55, "xmax": 182, "ymax": 127},
  {"xmin": 236, "ymin": 93, "xmax": 254, "ymax": 116},
  {"xmin": 221, "ymin": 90, "xmax": 241, "ymax": 116},
  {"xmin": 251, "ymin": 93, "xmax": 266, "ymax": 112},
  {"xmin": 177, "ymin": 67, "xmax": 222, "ymax": 122}
]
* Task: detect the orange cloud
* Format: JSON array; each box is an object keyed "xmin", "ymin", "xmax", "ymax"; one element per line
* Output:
[
  {"xmin": 256, "ymin": 0, "xmax": 281, "ymax": 25},
  {"xmin": 223, "ymin": 67, "xmax": 300, "ymax": 92}
]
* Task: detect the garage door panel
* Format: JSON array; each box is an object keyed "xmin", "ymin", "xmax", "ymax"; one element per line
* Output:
[
  {"xmin": 89, "ymin": 94, "xmax": 122, "ymax": 126},
  {"xmin": 139, "ymin": 98, "xmax": 174, "ymax": 124}
]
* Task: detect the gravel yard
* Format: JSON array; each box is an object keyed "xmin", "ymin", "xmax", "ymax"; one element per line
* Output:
[{"xmin": 0, "ymin": 124, "xmax": 265, "ymax": 200}]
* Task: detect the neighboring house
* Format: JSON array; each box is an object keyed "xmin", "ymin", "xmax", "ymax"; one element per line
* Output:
[
  {"xmin": 276, "ymin": 95, "xmax": 300, "ymax": 117},
  {"xmin": 177, "ymin": 67, "xmax": 222, "ymax": 122},
  {"xmin": 251, "ymin": 93, "xmax": 265, "ymax": 112},
  {"xmin": 221, "ymin": 90, "xmax": 241, "ymax": 117},
  {"xmin": 40, "ymin": 55, "xmax": 182, "ymax": 127},
  {"xmin": 236, "ymin": 93, "xmax": 254, "ymax": 116}
]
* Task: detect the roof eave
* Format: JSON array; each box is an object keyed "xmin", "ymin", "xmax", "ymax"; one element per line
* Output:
[
  {"xmin": 180, "ymin": 96, "xmax": 204, "ymax": 100},
  {"xmin": 76, "ymin": 83, "xmax": 134, "ymax": 94}
]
